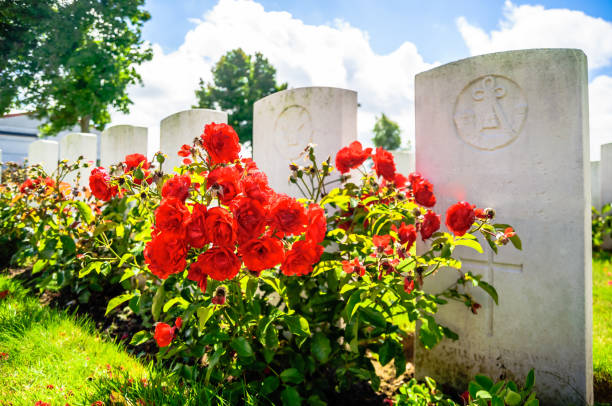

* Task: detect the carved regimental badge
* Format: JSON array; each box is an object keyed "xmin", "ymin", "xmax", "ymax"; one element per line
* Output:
[
  {"xmin": 453, "ymin": 75, "xmax": 527, "ymax": 151},
  {"xmin": 273, "ymin": 105, "xmax": 314, "ymax": 161}
]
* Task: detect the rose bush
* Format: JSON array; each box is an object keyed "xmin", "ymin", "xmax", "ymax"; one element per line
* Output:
[{"xmin": 83, "ymin": 122, "xmax": 520, "ymax": 404}]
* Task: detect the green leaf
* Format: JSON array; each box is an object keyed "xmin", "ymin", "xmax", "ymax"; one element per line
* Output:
[
  {"xmin": 524, "ymin": 368, "xmax": 535, "ymax": 391},
  {"xmin": 478, "ymin": 280, "xmax": 499, "ymax": 305},
  {"xmin": 475, "ymin": 390, "xmax": 492, "ymax": 399},
  {"xmin": 469, "ymin": 381, "xmax": 484, "ymax": 399},
  {"xmin": 151, "ymin": 284, "xmax": 165, "ymax": 321},
  {"xmin": 40, "ymin": 238, "xmax": 58, "ymax": 259},
  {"xmin": 284, "ymin": 314, "xmax": 311, "ymax": 338},
  {"xmin": 59, "ymin": 235, "xmax": 76, "ymax": 256},
  {"xmin": 72, "ymin": 201, "xmax": 94, "ymax": 224},
  {"xmin": 230, "ymin": 337, "xmax": 254, "ymax": 359},
  {"xmin": 196, "ymin": 306, "xmax": 214, "ymax": 331},
  {"xmin": 509, "ymin": 234, "xmax": 522, "ymax": 250},
  {"xmin": 105, "ymin": 293, "xmax": 135, "ymax": 316},
  {"xmin": 504, "ymin": 389, "xmax": 522, "ymax": 406},
  {"xmin": 130, "ymin": 330, "xmax": 151, "ymax": 346},
  {"xmin": 261, "ymin": 376, "xmax": 279, "ymax": 395},
  {"xmin": 474, "ymin": 374, "xmax": 494, "ymax": 390},
  {"xmin": 163, "ymin": 297, "xmax": 189, "ymax": 312},
  {"xmin": 524, "ymin": 399, "xmax": 539, "ymax": 406},
  {"xmin": 345, "ymin": 289, "xmax": 363, "ymax": 321},
  {"xmin": 79, "ymin": 261, "xmax": 102, "ymax": 278},
  {"xmin": 310, "ymin": 333, "xmax": 331, "ymax": 363},
  {"xmin": 378, "ymin": 339, "xmax": 398, "ymax": 366},
  {"xmin": 32, "ymin": 259, "xmax": 48, "ymax": 275},
  {"xmin": 280, "ymin": 368, "xmax": 304, "ymax": 384},
  {"xmin": 281, "ymin": 386, "xmax": 302, "ymax": 406},
  {"xmin": 359, "ymin": 307, "xmax": 387, "ymax": 328},
  {"xmin": 455, "ymin": 238, "xmax": 483, "ymax": 253}
]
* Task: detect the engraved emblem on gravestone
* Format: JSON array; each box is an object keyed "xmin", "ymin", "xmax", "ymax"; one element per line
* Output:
[
  {"xmin": 453, "ymin": 75, "xmax": 527, "ymax": 151},
  {"xmin": 273, "ymin": 105, "xmax": 314, "ymax": 160}
]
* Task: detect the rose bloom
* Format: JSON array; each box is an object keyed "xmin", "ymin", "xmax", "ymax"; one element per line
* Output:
[
  {"xmin": 205, "ymin": 207, "xmax": 237, "ymax": 247},
  {"xmin": 445, "ymin": 201, "xmax": 475, "ymax": 236},
  {"xmin": 89, "ymin": 167, "xmax": 117, "ymax": 201},
  {"xmin": 305, "ymin": 204, "xmax": 327, "ymax": 244},
  {"xmin": 154, "ymin": 322, "xmax": 175, "ymax": 347},
  {"xmin": 185, "ymin": 203, "xmax": 208, "ymax": 248},
  {"xmin": 372, "ymin": 147, "xmax": 396, "ymax": 181},
  {"xmin": 281, "ymin": 240, "xmax": 324, "ymax": 276},
  {"xmin": 241, "ymin": 171, "xmax": 274, "ymax": 205},
  {"xmin": 193, "ymin": 246, "xmax": 241, "ymax": 281},
  {"xmin": 124, "ymin": 153, "xmax": 150, "ymax": 171},
  {"xmin": 335, "ymin": 141, "xmax": 372, "ymax": 173},
  {"xmin": 392, "ymin": 222, "xmax": 417, "ymax": 249},
  {"xmin": 19, "ymin": 178, "xmax": 34, "ymax": 193},
  {"xmin": 239, "ymin": 236, "xmax": 285, "ymax": 272},
  {"xmin": 412, "ymin": 178, "xmax": 436, "ymax": 208},
  {"xmin": 268, "ymin": 194, "xmax": 307, "ymax": 236},
  {"xmin": 144, "ymin": 232, "xmax": 187, "ymax": 279},
  {"xmin": 201, "ymin": 122, "xmax": 241, "ymax": 164},
  {"xmin": 373, "ymin": 234, "xmax": 392, "ymax": 248},
  {"xmin": 232, "ymin": 197, "xmax": 267, "ymax": 242},
  {"xmin": 155, "ymin": 197, "xmax": 189, "ymax": 236},
  {"xmin": 162, "ymin": 174, "xmax": 191, "ymax": 202},
  {"xmin": 208, "ymin": 166, "xmax": 242, "ymax": 204},
  {"xmin": 420, "ymin": 210, "xmax": 441, "ymax": 240},
  {"xmin": 342, "ymin": 258, "xmax": 366, "ymax": 277},
  {"xmin": 187, "ymin": 258, "xmax": 208, "ymax": 293}
]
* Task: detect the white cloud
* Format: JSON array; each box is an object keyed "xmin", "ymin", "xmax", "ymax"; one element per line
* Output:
[
  {"xmin": 111, "ymin": 0, "xmax": 435, "ymax": 153},
  {"xmin": 457, "ymin": 1, "xmax": 612, "ymax": 161},
  {"xmin": 457, "ymin": 1, "xmax": 612, "ymax": 70}
]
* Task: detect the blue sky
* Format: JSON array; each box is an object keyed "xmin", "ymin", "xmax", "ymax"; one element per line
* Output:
[{"xmin": 113, "ymin": 0, "xmax": 612, "ymax": 159}]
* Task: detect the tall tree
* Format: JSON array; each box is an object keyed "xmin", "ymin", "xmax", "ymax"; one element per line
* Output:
[
  {"xmin": 372, "ymin": 113, "xmax": 402, "ymax": 151},
  {"xmin": 0, "ymin": 0, "xmax": 152, "ymax": 134},
  {"xmin": 194, "ymin": 48, "xmax": 287, "ymax": 144}
]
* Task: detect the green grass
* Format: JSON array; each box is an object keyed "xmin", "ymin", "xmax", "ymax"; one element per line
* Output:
[
  {"xmin": 593, "ymin": 259, "xmax": 612, "ymax": 400},
  {"xmin": 0, "ymin": 275, "xmax": 146, "ymax": 406}
]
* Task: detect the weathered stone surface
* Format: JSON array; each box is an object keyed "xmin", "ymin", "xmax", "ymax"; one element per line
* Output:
[
  {"xmin": 253, "ymin": 87, "xmax": 358, "ymax": 197},
  {"xmin": 600, "ymin": 143, "xmax": 612, "ymax": 209},
  {"xmin": 28, "ymin": 140, "xmax": 59, "ymax": 175},
  {"xmin": 59, "ymin": 133, "xmax": 97, "ymax": 186},
  {"xmin": 160, "ymin": 109, "xmax": 227, "ymax": 172},
  {"xmin": 592, "ymin": 161, "xmax": 601, "ymax": 209},
  {"xmin": 392, "ymin": 150, "xmax": 415, "ymax": 175},
  {"xmin": 100, "ymin": 125, "xmax": 148, "ymax": 169},
  {"xmin": 414, "ymin": 49, "xmax": 592, "ymax": 405}
]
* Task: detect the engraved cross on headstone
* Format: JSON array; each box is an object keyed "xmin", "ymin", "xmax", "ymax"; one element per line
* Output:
[{"xmin": 461, "ymin": 250, "xmax": 523, "ymax": 337}]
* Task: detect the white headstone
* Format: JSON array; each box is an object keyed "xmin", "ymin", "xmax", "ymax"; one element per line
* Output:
[
  {"xmin": 591, "ymin": 161, "xmax": 601, "ymax": 210},
  {"xmin": 392, "ymin": 150, "xmax": 415, "ymax": 176},
  {"xmin": 600, "ymin": 143, "xmax": 612, "ymax": 209},
  {"xmin": 28, "ymin": 140, "xmax": 59, "ymax": 175},
  {"xmin": 414, "ymin": 49, "xmax": 592, "ymax": 404},
  {"xmin": 59, "ymin": 133, "xmax": 98, "ymax": 186},
  {"xmin": 253, "ymin": 87, "xmax": 358, "ymax": 196},
  {"xmin": 100, "ymin": 125, "xmax": 148, "ymax": 169},
  {"xmin": 160, "ymin": 109, "xmax": 227, "ymax": 172}
]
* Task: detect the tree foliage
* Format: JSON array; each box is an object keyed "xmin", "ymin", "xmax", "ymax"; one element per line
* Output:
[
  {"xmin": 0, "ymin": 0, "xmax": 152, "ymax": 134},
  {"xmin": 372, "ymin": 113, "xmax": 402, "ymax": 151},
  {"xmin": 193, "ymin": 48, "xmax": 287, "ymax": 144}
]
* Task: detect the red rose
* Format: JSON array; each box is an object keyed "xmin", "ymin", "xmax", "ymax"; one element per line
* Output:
[
  {"xmin": 239, "ymin": 236, "xmax": 285, "ymax": 272},
  {"xmin": 19, "ymin": 178, "xmax": 34, "ymax": 193},
  {"xmin": 404, "ymin": 277, "xmax": 415, "ymax": 293},
  {"xmin": 445, "ymin": 201, "xmax": 475, "ymax": 236},
  {"xmin": 193, "ymin": 246, "xmax": 241, "ymax": 281},
  {"xmin": 238, "ymin": 157, "xmax": 259, "ymax": 173},
  {"xmin": 335, "ymin": 141, "xmax": 372, "ymax": 173},
  {"xmin": 208, "ymin": 166, "xmax": 242, "ymax": 204},
  {"xmin": 162, "ymin": 174, "xmax": 191, "ymax": 202},
  {"xmin": 268, "ymin": 194, "xmax": 307, "ymax": 236},
  {"xmin": 205, "ymin": 207, "xmax": 237, "ymax": 247},
  {"xmin": 420, "ymin": 210, "xmax": 441, "ymax": 240},
  {"xmin": 232, "ymin": 197, "xmax": 267, "ymax": 242},
  {"xmin": 144, "ymin": 232, "xmax": 187, "ymax": 279},
  {"xmin": 372, "ymin": 147, "xmax": 396, "ymax": 181},
  {"xmin": 154, "ymin": 322, "xmax": 175, "ymax": 347},
  {"xmin": 201, "ymin": 122, "xmax": 241, "ymax": 164},
  {"xmin": 342, "ymin": 258, "xmax": 365, "ymax": 276},
  {"xmin": 241, "ymin": 171, "xmax": 273, "ymax": 205},
  {"xmin": 178, "ymin": 144, "xmax": 192, "ymax": 158},
  {"xmin": 155, "ymin": 197, "xmax": 189, "ymax": 236},
  {"xmin": 185, "ymin": 203, "xmax": 209, "ymax": 248},
  {"xmin": 392, "ymin": 222, "xmax": 416, "ymax": 249},
  {"xmin": 187, "ymin": 258, "xmax": 208, "ymax": 293},
  {"xmin": 89, "ymin": 167, "xmax": 117, "ymax": 201},
  {"xmin": 305, "ymin": 204, "xmax": 326, "ymax": 244},
  {"xmin": 412, "ymin": 178, "xmax": 436, "ymax": 208},
  {"xmin": 124, "ymin": 153, "xmax": 150, "ymax": 171},
  {"xmin": 373, "ymin": 234, "xmax": 392, "ymax": 248},
  {"xmin": 281, "ymin": 240, "xmax": 323, "ymax": 276},
  {"xmin": 393, "ymin": 173, "xmax": 407, "ymax": 188}
]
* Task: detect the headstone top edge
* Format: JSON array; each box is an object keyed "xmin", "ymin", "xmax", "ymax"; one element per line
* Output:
[
  {"xmin": 160, "ymin": 108, "xmax": 228, "ymax": 124},
  {"xmin": 415, "ymin": 48, "xmax": 587, "ymax": 80},
  {"xmin": 102, "ymin": 124, "xmax": 148, "ymax": 133},
  {"xmin": 601, "ymin": 143, "xmax": 612, "ymax": 153},
  {"xmin": 254, "ymin": 86, "xmax": 358, "ymax": 107},
  {"xmin": 63, "ymin": 132, "xmax": 98, "ymax": 138}
]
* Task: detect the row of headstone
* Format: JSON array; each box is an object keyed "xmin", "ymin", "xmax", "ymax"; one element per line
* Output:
[
  {"xmin": 593, "ymin": 143, "xmax": 612, "ymax": 211},
  {"xmin": 254, "ymin": 51, "xmax": 591, "ymax": 405}
]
